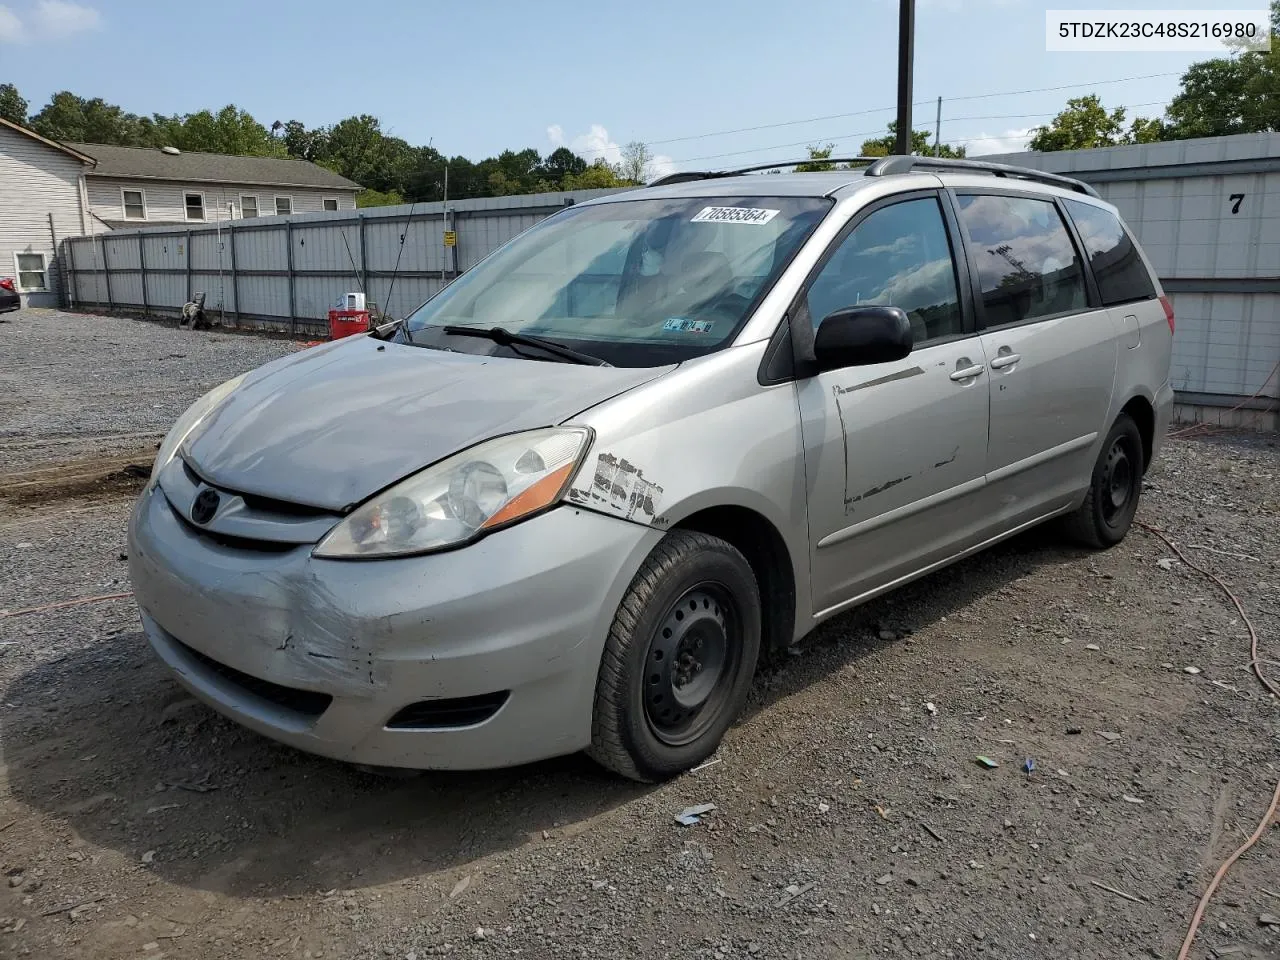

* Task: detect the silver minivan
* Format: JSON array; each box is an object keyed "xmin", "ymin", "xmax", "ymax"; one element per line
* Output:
[{"xmin": 128, "ymin": 156, "xmax": 1175, "ymax": 782}]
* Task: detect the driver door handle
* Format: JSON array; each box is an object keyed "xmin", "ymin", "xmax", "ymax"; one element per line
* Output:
[
  {"xmin": 990, "ymin": 353, "xmax": 1021, "ymax": 369},
  {"xmin": 950, "ymin": 364, "xmax": 985, "ymax": 381}
]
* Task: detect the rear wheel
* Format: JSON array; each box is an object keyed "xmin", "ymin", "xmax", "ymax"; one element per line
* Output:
[
  {"xmin": 1061, "ymin": 413, "xmax": 1145, "ymax": 549},
  {"xmin": 587, "ymin": 530, "xmax": 761, "ymax": 782}
]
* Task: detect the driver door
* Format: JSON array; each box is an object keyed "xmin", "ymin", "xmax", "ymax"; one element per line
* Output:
[{"xmin": 796, "ymin": 191, "xmax": 992, "ymax": 617}]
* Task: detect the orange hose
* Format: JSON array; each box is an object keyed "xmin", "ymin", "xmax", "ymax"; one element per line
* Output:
[
  {"xmin": 1136, "ymin": 523, "xmax": 1280, "ymax": 958},
  {"xmin": 0, "ymin": 591, "xmax": 133, "ymax": 619},
  {"xmin": 1169, "ymin": 359, "xmax": 1280, "ymax": 439},
  {"xmin": 1175, "ymin": 780, "xmax": 1280, "ymax": 960}
]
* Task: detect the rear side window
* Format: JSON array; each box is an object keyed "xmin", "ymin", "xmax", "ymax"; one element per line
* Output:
[
  {"xmin": 1064, "ymin": 200, "xmax": 1157, "ymax": 306},
  {"xmin": 956, "ymin": 194, "xmax": 1088, "ymax": 327}
]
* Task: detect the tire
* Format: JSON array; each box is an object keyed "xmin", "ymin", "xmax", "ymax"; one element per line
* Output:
[
  {"xmin": 587, "ymin": 530, "xmax": 761, "ymax": 783},
  {"xmin": 1061, "ymin": 413, "xmax": 1145, "ymax": 549}
]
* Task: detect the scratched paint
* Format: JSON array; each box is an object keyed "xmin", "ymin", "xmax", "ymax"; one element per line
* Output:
[
  {"xmin": 934, "ymin": 446, "xmax": 960, "ymax": 468},
  {"xmin": 833, "ymin": 366, "xmax": 925, "ymax": 395},
  {"xmin": 845, "ymin": 475, "xmax": 911, "ymax": 506},
  {"xmin": 588, "ymin": 452, "xmax": 664, "ymax": 522}
]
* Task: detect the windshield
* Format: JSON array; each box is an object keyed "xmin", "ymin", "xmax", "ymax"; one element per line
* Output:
[{"xmin": 401, "ymin": 195, "xmax": 833, "ymax": 367}]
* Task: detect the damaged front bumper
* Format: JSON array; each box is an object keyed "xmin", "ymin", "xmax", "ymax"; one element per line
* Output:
[{"xmin": 127, "ymin": 483, "xmax": 661, "ymax": 770}]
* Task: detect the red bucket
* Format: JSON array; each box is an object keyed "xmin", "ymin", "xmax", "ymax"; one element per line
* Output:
[{"xmin": 328, "ymin": 309, "xmax": 370, "ymax": 340}]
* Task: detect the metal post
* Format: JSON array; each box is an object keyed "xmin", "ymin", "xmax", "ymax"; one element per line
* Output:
[
  {"xmin": 229, "ymin": 220, "xmax": 240, "ymax": 325},
  {"xmin": 935, "ymin": 96, "xmax": 942, "ymax": 157},
  {"xmin": 185, "ymin": 230, "xmax": 192, "ymax": 305},
  {"xmin": 285, "ymin": 220, "xmax": 296, "ymax": 334},
  {"xmin": 358, "ymin": 213, "xmax": 368, "ymax": 297},
  {"xmin": 441, "ymin": 162, "xmax": 449, "ymax": 290},
  {"xmin": 67, "ymin": 238, "xmax": 78, "ymax": 308},
  {"xmin": 102, "ymin": 235, "xmax": 114, "ymax": 311},
  {"xmin": 895, "ymin": 0, "xmax": 915, "ymax": 156},
  {"xmin": 138, "ymin": 232, "xmax": 148, "ymax": 316}
]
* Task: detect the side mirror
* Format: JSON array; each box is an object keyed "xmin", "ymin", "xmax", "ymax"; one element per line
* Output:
[{"xmin": 812, "ymin": 305, "xmax": 913, "ymax": 371}]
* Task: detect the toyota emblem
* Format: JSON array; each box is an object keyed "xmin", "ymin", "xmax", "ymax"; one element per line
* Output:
[{"xmin": 191, "ymin": 488, "xmax": 221, "ymax": 525}]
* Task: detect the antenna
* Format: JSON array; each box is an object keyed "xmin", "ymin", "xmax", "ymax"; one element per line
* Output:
[
  {"xmin": 383, "ymin": 199, "xmax": 417, "ymax": 320},
  {"xmin": 339, "ymin": 228, "xmax": 365, "ymax": 297}
]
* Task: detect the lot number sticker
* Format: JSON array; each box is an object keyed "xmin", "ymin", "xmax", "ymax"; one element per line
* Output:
[{"xmin": 690, "ymin": 206, "xmax": 780, "ymax": 225}]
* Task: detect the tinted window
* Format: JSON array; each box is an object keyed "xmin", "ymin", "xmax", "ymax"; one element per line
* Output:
[
  {"xmin": 1064, "ymin": 199, "xmax": 1157, "ymax": 306},
  {"xmin": 956, "ymin": 194, "xmax": 1088, "ymax": 326},
  {"xmin": 808, "ymin": 197, "xmax": 962, "ymax": 343}
]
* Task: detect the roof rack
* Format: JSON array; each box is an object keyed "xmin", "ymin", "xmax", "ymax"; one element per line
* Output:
[
  {"xmin": 862, "ymin": 155, "xmax": 1100, "ymax": 198},
  {"xmin": 647, "ymin": 154, "xmax": 1100, "ymax": 199}
]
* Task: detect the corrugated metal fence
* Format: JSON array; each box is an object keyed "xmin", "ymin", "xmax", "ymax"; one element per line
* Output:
[
  {"xmin": 62, "ymin": 187, "xmax": 629, "ymax": 335},
  {"xmin": 986, "ymin": 134, "xmax": 1280, "ymax": 409}
]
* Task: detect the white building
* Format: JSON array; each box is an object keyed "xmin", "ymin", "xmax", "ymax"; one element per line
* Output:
[{"xmin": 0, "ymin": 117, "xmax": 360, "ymax": 308}]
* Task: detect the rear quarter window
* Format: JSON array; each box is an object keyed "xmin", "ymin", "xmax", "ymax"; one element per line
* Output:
[{"xmin": 1064, "ymin": 200, "xmax": 1157, "ymax": 306}]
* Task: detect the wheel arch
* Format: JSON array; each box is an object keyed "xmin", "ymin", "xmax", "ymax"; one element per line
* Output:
[
  {"xmin": 1118, "ymin": 392, "xmax": 1156, "ymax": 473},
  {"xmin": 668, "ymin": 500, "xmax": 800, "ymax": 658}
]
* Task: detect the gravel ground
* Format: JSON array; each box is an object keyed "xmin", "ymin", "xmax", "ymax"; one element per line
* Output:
[
  {"xmin": 0, "ymin": 309, "xmax": 301, "ymax": 470},
  {"xmin": 1, "ymin": 314, "xmax": 1278, "ymax": 960}
]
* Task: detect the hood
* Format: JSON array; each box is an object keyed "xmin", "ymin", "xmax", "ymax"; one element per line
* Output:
[{"xmin": 182, "ymin": 337, "xmax": 671, "ymax": 511}]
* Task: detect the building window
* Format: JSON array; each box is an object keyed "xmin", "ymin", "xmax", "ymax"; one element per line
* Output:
[
  {"xmin": 240, "ymin": 195, "xmax": 259, "ymax": 219},
  {"xmin": 275, "ymin": 196, "xmax": 293, "ymax": 216},
  {"xmin": 184, "ymin": 192, "xmax": 206, "ymax": 222},
  {"xmin": 323, "ymin": 197, "xmax": 339, "ymax": 211},
  {"xmin": 15, "ymin": 253, "xmax": 48, "ymax": 292},
  {"xmin": 122, "ymin": 188, "xmax": 147, "ymax": 221}
]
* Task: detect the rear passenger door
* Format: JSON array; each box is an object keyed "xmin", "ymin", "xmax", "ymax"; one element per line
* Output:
[{"xmin": 951, "ymin": 190, "xmax": 1119, "ymax": 530}]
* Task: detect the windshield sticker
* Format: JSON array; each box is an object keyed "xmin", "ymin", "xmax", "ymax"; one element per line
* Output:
[
  {"xmin": 690, "ymin": 206, "xmax": 780, "ymax": 226},
  {"xmin": 663, "ymin": 318, "xmax": 716, "ymax": 334}
]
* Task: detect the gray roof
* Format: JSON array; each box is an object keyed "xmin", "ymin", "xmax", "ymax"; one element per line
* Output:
[{"xmin": 64, "ymin": 141, "xmax": 361, "ymax": 190}]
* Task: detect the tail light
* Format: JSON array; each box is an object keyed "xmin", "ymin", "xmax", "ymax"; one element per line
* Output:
[
  {"xmin": 0, "ymin": 278, "xmax": 13, "ymax": 292},
  {"xmin": 1159, "ymin": 295, "xmax": 1174, "ymax": 335}
]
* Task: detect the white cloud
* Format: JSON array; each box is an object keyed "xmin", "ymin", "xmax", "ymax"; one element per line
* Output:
[
  {"xmin": 33, "ymin": 0, "xmax": 100, "ymax": 36},
  {"xmin": 0, "ymin": 0, "xmax": 100, "ymax": 42},
  {"xmin": 548, "ymin": 123, "xmax": 675, "ymax": 181},
  {"xmin": 0, "ymin": 5, "xmax": 25, "ymax": 42},
  {"xmin": 965, "ymin": 126, "xmax": 1035, "ymax": 157}
]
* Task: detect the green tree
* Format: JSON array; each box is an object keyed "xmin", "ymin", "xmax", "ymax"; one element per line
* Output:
[
  {"xmin": 356, "ymin": 187, "xmax": 405, "ymax": 207},
  {"xmin": 29, "ymin": 91, "xmax": 151, "ymax": 144},
  {"xmin": 0, "ymin": 83, "xmax": 27, "ymax": 125},
  {"xmin": 562, "ymin": 159, "xmax": 629, "ymax": 190},
  {"xmin": 280, "ymin": 119, "xmax": 327, "ymax": 161},
  {"xmin": 860, "ymin": 121, "xmax": 965, "ymax": 158},
  {"xmin": 1029, "ymin": 94, "xmax": 1165, "ymax": 151},
  {"xmin": 795, "ymin": 143, "xmax": 837, "ymax": 172},
  {"xmin": 1028, "ymin": 95, "xmax": 1126, "ymax": 151},
  {"xmin": 617, "ymin": 141, "xmax": 653, "ymax": 183},
  {"xmin": 1162, "ymin": 3, "xmax": 1280, "ymax": 139},
  {"xmin": 153, "ymin": 105, "xmax": 285, "ymax": 156},
  {"xmin": 542, "ymin": 146, "xmax": 586, "ymax": 182}
]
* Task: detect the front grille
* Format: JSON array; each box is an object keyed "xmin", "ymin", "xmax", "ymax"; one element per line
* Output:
[
  {"xmin": 182, "ymin": 458, "xmax": 335, "ymax": 518},
  {"xmin": 176, "ymin": 639, "xmax": 333, "ymax": 718},
  {"xmin": 173, "ymin": 509, "xmax": 301, "ymax": 553},
  {"xmin": 385, "ymin": 692, "xmax": 510, "ymax": 730}
]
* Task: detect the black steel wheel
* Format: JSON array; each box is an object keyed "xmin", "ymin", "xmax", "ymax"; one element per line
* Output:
[
  {"xmin": 1062, "ymin": 413, "xmax": 1145, "ymax": 549},
  {"xmin": 588, "ymin": 530, "xmax": 761, "ymax": 782}
]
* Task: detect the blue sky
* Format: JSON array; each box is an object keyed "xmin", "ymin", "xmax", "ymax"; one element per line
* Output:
[{"xmin": 0, "ymin": 0, "xmax": 1230, "ymax": 172}]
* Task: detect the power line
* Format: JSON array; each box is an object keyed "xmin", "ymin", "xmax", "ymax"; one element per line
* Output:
[
  {"xmin": 630, "ymin": 72, "xmax": 1182, "ymax": 152},
  {"xmin": 668, "ymin": 101, "xmax": 1169, "ymax": 165}
]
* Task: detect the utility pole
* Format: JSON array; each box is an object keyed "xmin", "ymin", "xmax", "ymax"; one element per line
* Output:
[
  {"xmin": 935, "ymin": 96, "xmax": 942, "ymax": 157},
  {"xmin": 895, "ymin": 0, "xmax": 916, "ymax": 156}
]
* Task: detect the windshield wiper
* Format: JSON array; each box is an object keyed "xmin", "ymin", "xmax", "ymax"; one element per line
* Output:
[{"xmin": 441, "ymin": 325, "xmax": 611, "ymax": 366}]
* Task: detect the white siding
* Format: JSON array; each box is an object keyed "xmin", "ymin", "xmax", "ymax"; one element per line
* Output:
[
  {"xmin": 0, "ymin": 124, "xmax": 91, "ymax": 307},
  {"xmin": 85, "ymin": 176, "xmax": 357, "ymax": 226}
]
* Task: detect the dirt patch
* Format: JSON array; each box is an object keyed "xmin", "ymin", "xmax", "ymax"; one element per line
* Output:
[
  {"xmin": 0, "ymin": 431, "xmax": 1277, "ymax": 960},
  {"xmin": 0, "ymin": 452, "xmax": 152, "ymax": 510}
]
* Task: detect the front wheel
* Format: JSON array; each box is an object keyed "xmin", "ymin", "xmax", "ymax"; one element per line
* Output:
[
  {"xmin": 587, "ymin": 530, "xmax": 761, "ymax": 782},
  {"xmin": 1061, "ymin": 413, "xmax": 1145, "ymax": 549}
]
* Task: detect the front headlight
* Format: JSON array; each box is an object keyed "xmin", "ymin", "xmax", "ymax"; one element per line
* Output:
[
  {"xmin": 313, "ymin": 427, "xmax": 592, "ymax": 559},
  {"xmin": 149, "ymin": 374, "xmax": 247, "ymax": 487}
]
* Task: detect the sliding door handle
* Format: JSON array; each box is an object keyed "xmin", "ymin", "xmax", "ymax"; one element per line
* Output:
[{"xmin": 990, "ymin": 353, "xmax": 1021, "ymax": 370}]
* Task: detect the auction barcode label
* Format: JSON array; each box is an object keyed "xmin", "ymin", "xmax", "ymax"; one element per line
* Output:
[{"xmin": 690, "ymin": 207, "xmax": 780, "ymax": 225}]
